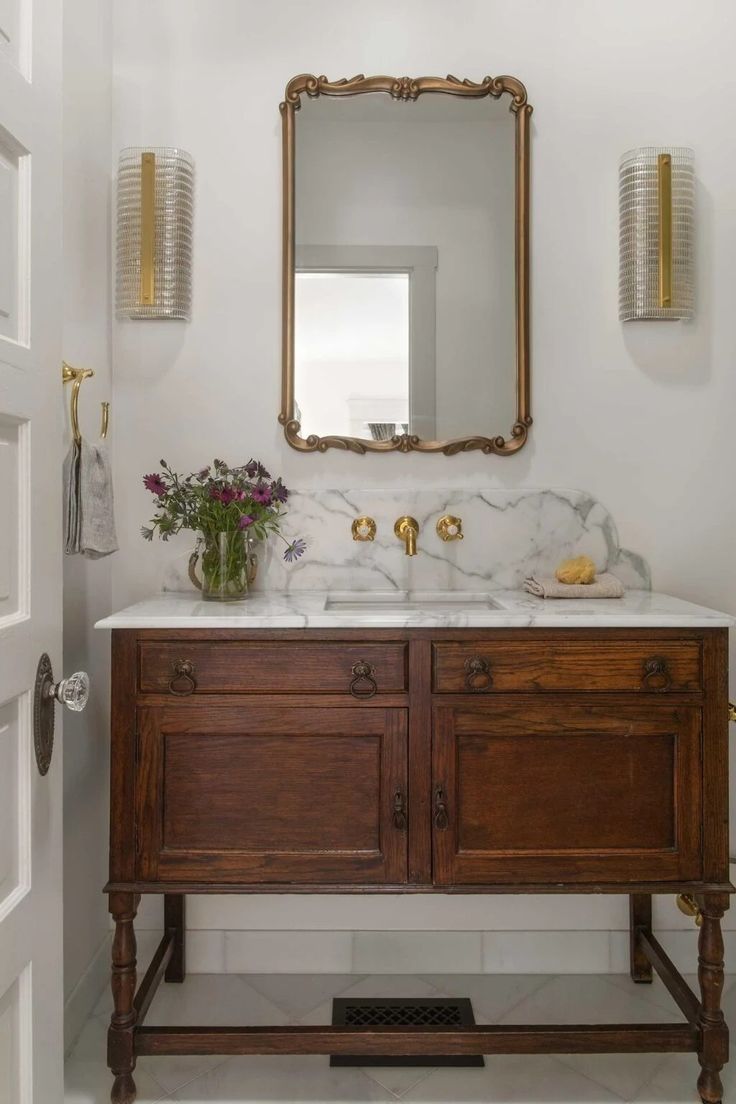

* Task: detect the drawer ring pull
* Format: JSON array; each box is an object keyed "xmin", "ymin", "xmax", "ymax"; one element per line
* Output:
[
  {"xmin": 169, "ymin": 659, "xmax": 197, "ymax": 696},
  {"xmin": 434, "ymin": 787, "xmax": 449, "ymax": 831},
  {"xmin": 464, "ymin": 655, "xmax": 493, "ymax": 692},
  {"xmin": 642, "ymin": 656, "xmax": 672, "ymax": 692},
  {"xmin": 350, "ymin": 660, "xmax": 378, "ymax": 699}
]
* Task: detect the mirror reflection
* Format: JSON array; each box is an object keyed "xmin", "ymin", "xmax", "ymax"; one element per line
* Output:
[{"xmin": 294, "ymin": 92, "xmax": 517, "ymax": 444}]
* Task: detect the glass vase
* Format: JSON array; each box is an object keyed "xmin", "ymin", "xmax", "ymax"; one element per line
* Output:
[{"xmin": 188, "ymin": 531, "xmax": 258, "ymax": 602}]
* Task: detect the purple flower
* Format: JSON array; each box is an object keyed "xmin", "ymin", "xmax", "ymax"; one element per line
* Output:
[
  {"xmin": 271, "ymin": 479, "xmax": 289, "ymax": 504},
  {"xmin": 143, "ymin": 473, "xmax": 167, "ymax": 496},
  {"xmin": 283, "ymin": 538, "xmax": 306, "ymax": 563},
  {"xmin": 244, "ymin": 459, "xmax": 271, "ymax": 480},
  {"xmin": 252, "ymin": 483, "xmax": 272, "ymax": 505},
  {"xmin": 239, "ymin": 514, "xmax": 255, "ymax": 529}
]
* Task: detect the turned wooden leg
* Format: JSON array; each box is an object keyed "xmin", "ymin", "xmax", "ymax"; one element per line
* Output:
[
  {"xmin": 629, "ymin": 894, "xmax": 653, "ymax": 983},
  {"xmin": 697, "ymin": 892, "xmax": 730, "ymax": 1104},
  {"xmin": 108, "ymin": 892, "xmax": 140, "ymax": 1104},
  {"xmin": 164, "ymin": 893, "xmax": 186, "ymax": 983}
]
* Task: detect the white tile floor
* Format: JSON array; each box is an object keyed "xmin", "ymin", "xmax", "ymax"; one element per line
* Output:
[{"xmin": 66, "ymin": 972, "xmax": 736, "ymax": 1103}]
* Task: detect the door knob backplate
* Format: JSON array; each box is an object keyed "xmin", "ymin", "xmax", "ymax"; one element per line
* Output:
[{"xmin": 33, "ymin": 653, "xmax": 90, "ymax": 775}]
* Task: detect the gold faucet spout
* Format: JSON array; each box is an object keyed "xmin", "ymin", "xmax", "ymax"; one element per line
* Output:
[{"xmin": 394, "ymin": 516, "xmax": 419, "ymax": 557}]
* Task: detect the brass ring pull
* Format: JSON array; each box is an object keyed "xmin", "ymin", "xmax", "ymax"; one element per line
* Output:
[
  {"xmin": 349, "ymin": 660, "xmax": 377, "ymax": 699},
  {"xmin": 393, "ymin": 790, "xmax": 407, "ymax": 831},
  {"xmin": 642, "ymin": 656, "xmax": 672, "ymax": 692},
  {"xmin": 464, "ymin": 655, "xmax": 493, "ymax": 692},
  {"xmin": 434, "ymin": 787, "xmax": 449, "ymax": 831},
  {"xmin": 169, "ymin": 659, "xmax": 197, "ymax": 696}
]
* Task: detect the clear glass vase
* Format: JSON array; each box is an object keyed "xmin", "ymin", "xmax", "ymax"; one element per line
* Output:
[{"xmin": 188, "ymin": 531, "xmax": 258, "ymax": 602}]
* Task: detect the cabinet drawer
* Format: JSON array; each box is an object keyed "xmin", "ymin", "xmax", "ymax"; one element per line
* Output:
[
  {"xmin": 432, "ymin": 640, "xmax": 701, "ymax": 694},
  {"xmin": 139, "ymin": 641, "xmax": 408, "ymax": 696}
]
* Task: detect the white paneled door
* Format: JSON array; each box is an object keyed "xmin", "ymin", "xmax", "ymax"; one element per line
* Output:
[{"xmin": 0, "ymin": 0, "xmax": 63, "ymax": 1102}]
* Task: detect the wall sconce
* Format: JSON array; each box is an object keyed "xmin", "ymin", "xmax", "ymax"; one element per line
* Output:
[
  {"xmin": 116, "ymin": 147, "xmax": 194, "ymax": 320},
  {"xmin": 619, "ymin": 147, "xmax": 694, "ymax": 321}
]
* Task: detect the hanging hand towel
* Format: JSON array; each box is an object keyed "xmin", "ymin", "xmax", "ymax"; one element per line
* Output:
[
  {"xmin": 63, "ymin": 440, "xmax": 82, "ymax": 554},
  {"xmin": 63, "ymin": 438, "xmax": 118, "ymax": 557},
  {"xmin": 78, "ymin": 438, "xmax": 118, "ymax": 557},
  {"xmin": 524, "ymin": 572, "xmax": 624, "ymax": 599}
]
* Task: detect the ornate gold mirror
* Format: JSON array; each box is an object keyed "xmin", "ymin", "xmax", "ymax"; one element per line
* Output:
[{"xmin": 280, "ymin": 74, "xmax": 532, "ymax": 455}]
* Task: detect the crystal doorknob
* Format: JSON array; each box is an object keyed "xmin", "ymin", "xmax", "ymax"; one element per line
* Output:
[
  {"xmin": 48, "ymin": 670, "xmax": 90, "ymax": 712},
  {"xmin": 33, "ymin": 654, "xmax": 90, "ymax": 775}
]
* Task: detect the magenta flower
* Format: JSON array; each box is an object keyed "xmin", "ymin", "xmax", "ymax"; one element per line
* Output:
[
  {"xmin": 252, "ymin": 483, "xmax": 272, "ymax": 505},
  {"xmin": 210, "ymin": 485, "xmax": 238, "ymax": 505},
  {"xmin": 143, "ymin": 473, "xmax": 167, "ymax": 496},
  {"xmin": 239, "ymin": 515, "xmax": 255, "ymax": 529}
]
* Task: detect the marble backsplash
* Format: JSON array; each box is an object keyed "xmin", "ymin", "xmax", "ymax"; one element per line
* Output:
[{"xmin": 162, "ymin": 488, "xmax": 651, "ymax": 595}]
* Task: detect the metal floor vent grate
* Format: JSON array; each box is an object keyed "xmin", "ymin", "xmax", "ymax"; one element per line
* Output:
[{"xmin": 331, "ymin": 997, "xmax": 484, "ymax": 1067}]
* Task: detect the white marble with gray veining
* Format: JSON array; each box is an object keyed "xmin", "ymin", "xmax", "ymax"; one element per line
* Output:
[
  {"xmin": 96, "ymin": 589, "xmax": 733, "ymax": 630},
  {"xmin": 158, "ymin": 487, "xmax": 652, "ymax": 596}
]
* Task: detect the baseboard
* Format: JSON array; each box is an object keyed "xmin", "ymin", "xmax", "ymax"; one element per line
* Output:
[
  {"xmin": 64, "ymin": 931, "xmax": 112, "ymax": 1055},
  {"xmin": 130, "ymin": 927, "xmax": 736, "ymax": 976}
]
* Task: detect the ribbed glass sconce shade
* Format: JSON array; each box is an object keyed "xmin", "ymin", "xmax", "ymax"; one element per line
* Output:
[
  {"xmin": 619, "ymin": 147, "xmax": 694, "ymax": 321},
  {"xmin": 116, "ymin": 147, "xmax": 193, "ymax": 320}
]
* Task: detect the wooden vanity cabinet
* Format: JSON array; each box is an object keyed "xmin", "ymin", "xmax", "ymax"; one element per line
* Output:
[{"xmin": 106, "ymin": 626, "xmax": 732, "ymax": 1104}]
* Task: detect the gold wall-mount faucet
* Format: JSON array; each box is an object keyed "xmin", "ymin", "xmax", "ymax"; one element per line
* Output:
[{"xmin": 394, "ymin": 516, "xmax": 419, "ymax": 557}]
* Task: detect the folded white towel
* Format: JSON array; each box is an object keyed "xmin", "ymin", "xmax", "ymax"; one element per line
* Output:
[
  {"xmin": 524, "ymin": 572, "xmax": 624, "ymax": 599},
  {"xmin": 63, "ymin": 439, "xmax": 118, "ymax": 558}
]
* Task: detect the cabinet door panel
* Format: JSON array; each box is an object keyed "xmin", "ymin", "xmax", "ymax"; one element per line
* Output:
[
  {"xmin": 433, "ymin": 699, "xmax": 702, "ymax": 884},
  {"xmin": 137, "ymin": 704, "xmax": 408, "ymax": 884}
]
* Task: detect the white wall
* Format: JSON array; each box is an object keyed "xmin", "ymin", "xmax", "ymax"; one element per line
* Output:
[
  {"xmin": 62, "ymin": 0, "xmax": 113, "ymax": 1046},
  {"xmin": 110, "ymin": 0, "xmax": 736, "ymax": 966}
]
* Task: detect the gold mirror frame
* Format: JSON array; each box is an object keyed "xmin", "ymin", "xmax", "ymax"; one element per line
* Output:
[{"xmin": 279, "ymin": 73, "xmax": 532, "ymax": 455}]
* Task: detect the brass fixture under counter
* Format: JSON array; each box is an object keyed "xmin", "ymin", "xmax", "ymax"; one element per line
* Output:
[
  {"xmin": 394, "ymin": 516, "xmax": 419, "ymax": 557},
  {"xmin": 676, "ymin": 893, "xmax": 703, "ymax": 927},
  {"xmin": 352, "ymin": 517, "xmax": 376, "ymax": 542},
  {"xmin": 436, "ymin": 515, "xmax": 463, "ymax": 542}
]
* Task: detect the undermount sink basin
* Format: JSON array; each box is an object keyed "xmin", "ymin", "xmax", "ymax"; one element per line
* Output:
[{"xmin": 325, "ymin": 591, "xmax": 504, "ymax": 613}]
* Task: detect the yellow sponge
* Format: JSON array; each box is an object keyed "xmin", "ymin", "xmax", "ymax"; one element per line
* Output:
[{"xmin": 555, "ymin": 555, "xmax": 596, "ymax": 585}]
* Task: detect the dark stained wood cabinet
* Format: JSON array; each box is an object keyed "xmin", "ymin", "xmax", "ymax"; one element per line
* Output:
[
  {"xmin": 136, "ymin": 703, "xmax": 408, "ymax": 884},
  {"xmin": 432, "ymin": 699, "xmax": 702, "ymax": 885},
  {"xmin": 106, "ymin": 627, "xmax": 732, "ymax": 1104}
]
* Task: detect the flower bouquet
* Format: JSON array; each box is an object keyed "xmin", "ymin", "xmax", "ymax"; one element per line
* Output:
[{"xmin": 141, "ymin": 458, "xmax": 306, "ymax": 601}]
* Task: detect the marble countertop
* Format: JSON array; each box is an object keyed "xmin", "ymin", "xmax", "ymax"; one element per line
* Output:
[{"xmin": 95, "ymin": 590, "xmax": 734, "ymax": 630}]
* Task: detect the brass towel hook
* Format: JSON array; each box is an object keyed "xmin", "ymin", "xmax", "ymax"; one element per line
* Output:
[{"xmin": 62, "ymin": 362, "xmax": 110, "ymax": 444}]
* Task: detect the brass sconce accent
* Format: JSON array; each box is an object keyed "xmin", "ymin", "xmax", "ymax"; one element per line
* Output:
[
  {"xmin": 352, "ymin": 517, "xmax": 376, "ymax": 542},
  {"xmin": 116, "ymin": 147, "xmax": 194, "ymax": 320},
  {"xmin": 619, "ymin": 146, "xmax": 694, "ymax": 321},
  {"xmin": 62, "ymin": 362, "xmax": 110, "ymax": 444},
  {"xmin": 140, "ymin": 152, "xmax": 156, "ymax": 306},
  {"xmin": 436, "ymin": 515, "xmax": 463, "ymax": 542},
  {"xmin": 394, "ymin": 516, "xmax": 419, "ymax": 557},
  {"xmin": 657, "ymin": 152, "xmax": 672, "ymax": 309},
  {"xmin": 676, "ymin": 893, "xmax": 703, "ymax": 927}
]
